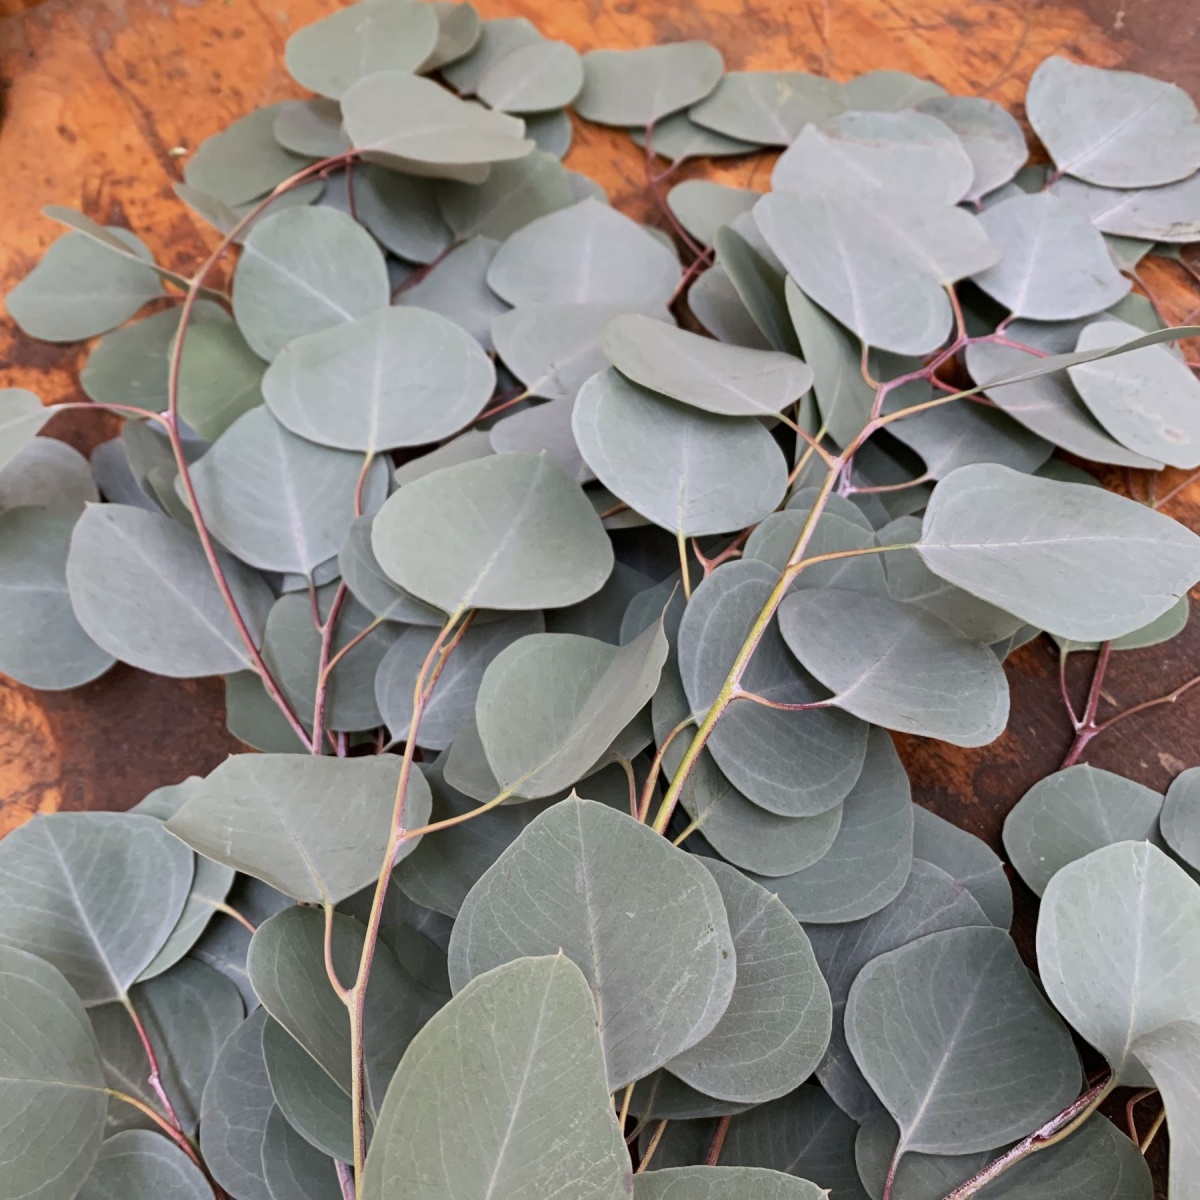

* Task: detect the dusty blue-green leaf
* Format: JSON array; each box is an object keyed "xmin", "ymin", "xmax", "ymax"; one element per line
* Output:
[
  {"xmin": 634, "ymin": 1166, "xmax": 826, "ymax": 1199},
  {"xmin": 177, "ymin": 306, "xmax": 268, "ymax": 442},
  {"xmin": 284, "ymin": 0, "xmax": 439, "ymax": 98},
  {"xmin": 363, "ymin": 955, "xmax": 630, "ymax": 1199},
  {"xmin": 748, "ymin": 727, "xmax": 914, "ymax": 923},
  {"xmin": 1026, "ymin": 56, "xmax": 1200, "ymax": 188},
  {"xmin": 547, "ymin": 561, "xmax": 652, "ymax": 643},
  {"xmin": 261, "ymin": 1108, "xmax": 340, "ymax": 1200},
  {"xmin": 76, "ymin": 1130, "xmax": 211, "ymax": 1200},
  {"xmin": 199, "ymin": 1009, "xmax": 274, "ymax": 1200},
  {"xmin": 371, "ymin": 451, "xmax": 614, "ymax": 613},
  {"xmin": 911, "ymin": 807, "xmax": 1011, "ymax": 928},
  {"xmin": 263, "ymin": 306, "xmax": 494, "ymax": 453},
  {"xmin": 174, "ymin": 179, "xmax": 325, "ymax": 244},
  {"xmin": 1051, "ymin": 171, "xmax": 1200, "ymax": 243},
  {"xmin": 0, "ymin": 389, "xmax": 52, "ymax": 472},
  {"xmin": 525, "ymin": 108, "xmax": 573, "ymax": 157},
  {"xmin": 224, "ymin": 671, "xmax": 309, "ymax": 754},
  {"xmin": 0, "ymin": 945, "xmax": 107, "ymax": 1200},
  {"xmin": 248, "ymin": 907, "xmax": 435, "ymax": 1119},
  {"xmin": 575, "ymin": 41, "xmax": 723, "ymax": 126},
  {"xmin": 666, "ymin": 181, "xmax": 760, "ymax": 246},
  {"xmin": 89, "ymin": 959, "xmax": 243, "ymax": 1137},
  {"xmin": 0, "ymin": 508, "xmax": 114, "ymax": 690},
  {"xmin": 0, "ymin": 437, "xmax": 97, "ymax": 515},
  {"xmin": 879, "ymin": 517, "xmax": 1026, "ymax": 643},
  {"xmin": 779, "ymin": 588, "xmax": 1009, "ymax": 746},
  {"xmin": 630, "ymin": 1073, "xmax": 755, "ymax": 1124},
  {"xmin": 424, "ymin": 0, "xmax": 481, "ymax": 70},
  {"xmin": 714, "ymin": 226, "xmax": 797, "ymax": 354},
  {"xmin": 1067, "ymin": 317, "xmax": 1200, "ymax": 468},
  {"xmin": 854, "ymin": 1109, "xmax": 1152, "ymax": 1200},
  {"xmin": 349, "ymin": 165, "xmax": 451, "ymax": 264},
  {"xmin": 1038, "ymin": 840, "xmax": 1200, "ymax": 1085},
  {"xmin": 688, "ymin": 266, "xmax": 770, "ymax": 350},
  {"xmin": 0, "ymin": 812, "xmax": 191, "ymax": 1005},
  {"xmin": 1054, "ymin": 592, "xmax": 1190, "ymax": 655},
  {"xmin": 476, "ymin": 39, "xmax": 583, "ymax": 113},
  {"xmin": 376, "ymin": 612, "xmax": 543, "ymax": 749},
  {"xmin": 488, "ymin": 197, "xmax": 680, "ymax": 308},
  {"xmin": 273, "ymin": 98, "xmax": 350, "ymax": 157},
  {"xmin": 7, "ymin": 228, "xmax": 163, "ymax": 342},
  {"xmin": 965, "ymin": 339, "xmax": 1161, "ymax": 469},
  {"xmin": 343, "ymin": 71, "xmax": 533, "ymax": 178},
  {"xmin": 449, "ymin": 797, "xmax": 736, "ymax": 1088},
  {"xmin": 918, "ymin": 463, "xmax": 1200, "ymax": 641},
  {"xmin": 233, "ymin": 207, "xmax": 389, "ymax": 361},
  {"xmin": 847, "ymin": 925, "xmax": 1081, "ymax": 1156},
  {"xmin": 441, "ymin": 15, "xmax": 542, "ymax": 94},
  {"xmin": 773, "ymin": 111, "xmax": 974, "ymax": 204},
  {"xmin": 573, "ymin": 368, "xmax": 788, "ymax": 536},
  {"xmin": 689, "ymin": 71, "xmax": 843, "ymax": 145},
  {"xmin": 631, "ymin": 114, "xmax": 760, "ymax": 164},
  {"xmin": 971, "ymin": 194, "xmax": 1130, "ymax": 320},
  {"xmin": 184, "ymin": 104, "xmax": 312, "ymax": 206},
  {"xmin": 262, "ymin": 1017, "xmax": 352, "ymax": 1162},
  {"xmin": 398, "ymin": 240, "xmax": 507, "ymax": 354},
  {"xmin": 1129, "ymin": 1019, "xmax": 1200, "ymax": 1200},
  {"xmin": 808, "ymin": 859, "xmax": 990, "ymax": 1121},
  {"xmin": 746, "ymin": 509, "xmax": 884, "ymax": 595},
  {"xmin": 841, "ymin": 70, "xmax": 946, "ymax": 111},
  {"xmin": 666, "ymin": 859, "xmax": 831, "ymax": 1104},
  {"xmin": 916, "ymin": 95, "xmax": 1027, "ymax": 202},
  {"xmin": 66, "ymin": 503, "xmax": 274, "ymax": 676},
  {"xmin": 1003, "ymin": 766, "xmax": 1163, "ymax": 898},
  {"xmin": 601, "ymin": 313, "xmax": 812, "ymax": 416},
  {"xmin": 1162, "ymin": 766, "xmax": 1200, "ymax": 871},
  {"xmin": 476, "ymin": 621, "xmax": 666, "ymax": 798},
  {"xmin": 79, "ymin": 307, "xmax": 178, "ymax": 413},
  {"xmin": 438, "ymin": 151, "xmax": 573, "ymax": 241},
  {"xmin": 339, "ymin": 513, "xmax": 445, "ymax": 625},
  {"xmin": 678, "ymin": 560, "xmax": 868, "ymax": 815},
  {"xmin": 188, "ymin": 408, "xmax": 386, "ymax": 573},
  {"xmin": 169, "ymin": 753, "xmax": 428, "ymax": 905},
  {"xmin": 489, "ymin": 396, "xmax": 590, "ymax": 481}
]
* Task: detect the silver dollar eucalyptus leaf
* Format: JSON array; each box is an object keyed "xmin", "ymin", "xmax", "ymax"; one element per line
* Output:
[
  {"xmin": 634, "ymin": 1166, "xmax": 826, "ymax": 1199},
  {"xmin": 260, "ymin": 1108, "xmax": 341, "ymax": 1200},
  {"xmin": 1129, "ymin": 1020, "xmax": 1200, "ymax": 1200},
  {"xmin": 441, "ymin": 15, "xmax": 542, "ymax": 94},
  {"xmin": 632, "ymin": 113, "xmax": 761, "ymax": 164},
  {"xmin": 184, "ymin": 105, "xmax": 312, "ymax": 206},
  {"xmin": 273, "ymin": 98, "xmax": 350, "ymax": 158},
  {"xmin": 168, "ymin": 754, "xmax": 429, "ymax": 905},
  {"xmin": 437, "ymin": 151, "xmax": 573, "ymax": 241},
  {"xmin": 689, "ymin": 71, "xmax": 844, "ymax": 144},
  {"xmin": 575, "ymin": 41, "xmax": 724, "ymax": 127},
  {"xmin": 397, "ymin": 236, "xmax": 509, "ymax": 351},
  {"xmin": 284, "ymin": 0, "xmax": 440, "ymax": 98},
  {"xmin": 448, "ymin": 797, "xmax": 736, "ymax": 1089},
  {"xmin": 262, "ymin": 306, "xmax": 495, "ymax": 452},
  {"xmin": 76, "ymin": 1130, "xmax": 212, "ymax": 1200},
  {"xmin": 667, "ymin": 180, "xmax": 761, "ymax": 245},
  {"xmin": 714, "ymin": 225, "xmax": 797, "ymax": 354},
  {"xmin": 1026, "ymin": 56, "xmax": 1200, "ymax": 187},
  {"xmin": 1161, "ymin": 766, "xmax": 1200, "ymax": 872},
  {"xmin": 424, "ymin": 0, "xmax": 482, "ymax": 71},
  {"xmin": 476, "ymin": 39, "xmax": 584, "ymax": 113},
  {"xmin": 371, "ymin": 452, "xmax": 613, "ymax": 613},
  {"xmin": 1003, "ymin": 766, "xmax": 1163, "ymax": 897},
  {"xmin": 353, "ymin": 165, "xmax": 453, "ymax": 264},
  {"xmin": 846, "ymin": 925, "xmax": 1081, "ymax": 1156},
  {"xmin": 666, "ymin": 859, "xmax": 832, "ymax": 1105},
  {"xmin": 1050, "ymin": 171, "xmax": 1200, "ymax": 243},
  {"xmin": 911, "ymin": 807, "xmax": 1012, "ymax": 928},
  {"xmin": 918, "ymin": 463, "xmax": 1200, "ymax": 641},
  {"xmin": 778, "ymin": 588, "xmax": 1010, "ymax": 746},
  {"xmin": 841, "ymin": 70, "xmax": 946, "ymax": 111},
  {"xmin": 0, "ymin": 946, "xmax": 108, "ymax": 1200},
  {"xmin": 0, "ymin": 812, "xmax": 192, "ymax": 1005},
  {"xmin": 66, "ymin": 503, "xmax": 275, "ymax": 677},
  {"xmin": 0, "ymin": 437, "xmax": 98, "ymax": 515},
  {"xmin": 489, "ymin": 396, "xmax": 591, "ymax": 482},
  {"xmin": 339, "ymin": 513, "xmax": 446, "ymax": 625},
  {"xmin": 915, "ymin": 95, "xmax": 1028, "ymax": 202},
  {"xmin": 0, "ymin": 388, "xmax": 51, "ymax": 471}
]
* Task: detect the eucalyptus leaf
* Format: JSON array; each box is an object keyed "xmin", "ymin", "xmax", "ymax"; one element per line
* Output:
[
  {"xmin": 633, "ymin": 1166, "xmax": 826, "ymax": 1199},
  {"xmin": 76, "ymin": 1130, "xmax": 212, "ymax": 1200},
  {"xmin": 667, "ymin": 181, "xmax": 761, "ymax": 247},
  {"xmin": 1051, "ymin": 171, "xmax": 1200, "ymax": 243},
  {"xmin": 66, "ymin": 503, "xmax": 275, "ymax": 677},
  {"xmin": 273, "ymin": 98, "xmax": 350, "ymax": 158},
  {"xmin": 489, "ymin": 396, "xmax": 590, "ymax": 481},
  {"xmin": 184, "ymin": 104, "xmax": 313, "ymax": 206},
  {"xmin": 339, "ymin": 513, "xmax": 445, "ymax": 625},
  {"xmin": 714, "ymin": 226, "xmax": 799, "ymax": 354},
  {"xmin": 1128, "ymin": 1020, "xmax": 1200, "ymax": 1200},
  {"xmin": 911, "ymin": 807, "xmax": 1012, "ymax": 929},
  {"xmin": 352, "ymin": 165, "xmax": 452, "ymax": 264},
  {"xmin": 437, "ymin": 151, "xmax": 573, "ymax": 240},
  {"xmin": 1003, "ymin": 766, "xmax": 1163, "ymax": 897},
  {"xmin": 0, "ymin": 437, "xmax": 97, "ymax": 515},
  {"xmin": 841, "ymin": 70, "xmax": 946, "ymax": 111},
  {"xmin": 425, "ymin": 0, "xmax": 482, "ymax": 71},
  {"xmin": 575, "ymin": 42, "xmax": 724, "ymax": 127},
  {"xmin": 168, "ymin": 754, "xmax": 429, "ymax": 905},
  {"xmin": 261, "ymin": 1108, "xmax": 341, "ymax": 1200},
  {"xmin": 917, "ymin": 463, "xmax": 1200, "ymax": 641},
  {"xmin": 916, "ymin": 95, "xmax": 1027, "ymax": 202},
  {"xmin": 631, "ymin": 114, "xmax": 760, "ymax": 164},
  {"xmin": 1161, "ymin": 766, "xmax": 1200, "ymax": 871},
  {"xmin": 449, "ymin": 797, "xmax": 736, "ymax": 1089},
  {"xmin": 689, "ymin": 71, "xmax": 844, "ymax": 144},
  {"xmin": 477, "ymin": 39, "xmax": 583, "ymax": 113},
  {"xmin": 371, "ymin": 452, "xmax": 614, "ymax": 613},
  {"xmin": 361, "ymin": 955, "xmax": 631, "ymax": 1200},
  {"xmin": 846, "ymin": 925, "xmax": 1081, "ymax": 1156},
  {"xmin": 441, "ymin": 15, "xmax": 543, "ymax": 94},
  {"xmin": 0, "ymin": 389, "xmax": 52, "ymax": 472},
  {"xmin": 396, "ymin": 237, "xmax": 509, "ymax": 351}
]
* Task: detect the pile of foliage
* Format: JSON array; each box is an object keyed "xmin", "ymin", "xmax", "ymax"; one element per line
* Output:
[{"xmin": 4, "ymin": 3, "xmax": 1200, "ymax": 1198}]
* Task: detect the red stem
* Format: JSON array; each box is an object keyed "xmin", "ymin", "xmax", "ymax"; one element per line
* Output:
[
  {"xmin": 121, "ymin": 995, "xmax": 186, "ymax": 1133},
  {"xmin": 703, "ymin": 1116, "xmax": 731, "ymax": 1166},
  {"xmin": 310, "ymin": 582, "xmax": 349, "ymax": 755}
]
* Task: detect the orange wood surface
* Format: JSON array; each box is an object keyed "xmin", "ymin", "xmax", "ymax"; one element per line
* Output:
[{"xmin": 1, "ymin": 0, "xmax": 1199, "ymax": 860}]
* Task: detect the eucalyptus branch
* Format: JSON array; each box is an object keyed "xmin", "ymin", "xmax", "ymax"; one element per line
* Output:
[
  {"xmin": 704, "ymin": 1115, "xmax": 731, "ymax": 1166},
  {"xmin": 635, "ymin": 1120, "xmax": 669, "ymax": 1173},
  {"xmin": 310, "ymin": 583, "xmax": 350, "ymax": 756},
  {"xmin": 120, "ymin": 993, "xmax": 186, "ymax": 1134}
]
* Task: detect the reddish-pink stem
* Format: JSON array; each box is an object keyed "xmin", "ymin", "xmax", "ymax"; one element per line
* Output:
[
  {"xmin": 1060, "ymin": 642, "xmax": 1113, "ymax": 767},
  {"xmin": 704, "ymin": 1116, "xmax": 731, "ymax": 1166},
  {"xmin": 310, "ymin": 582, "xmax": 349, "ymax": 756},
  {"xmin": 642, "ymin": 120, "xmax": 706, "ymax": 259},
  {"xmin": 121, "ymin": 996, "xmax": 185, "ymax": 1133}
]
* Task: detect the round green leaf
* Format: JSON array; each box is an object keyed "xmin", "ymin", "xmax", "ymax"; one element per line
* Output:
[
  {"xmin": 66, "ymin": 503, "xmax": 275, "ymax": 677},
  {"xmin": 441, "ymin": 16, "xmax": 541, "ymax": 94},
  {"xmin": 918, "ymin": 463, "xmax": 1200, "ymax": 641},
  {"xmin": 1051, "ymin": 171, "xmax": 1200, "ymax": 243},
  {"xmin": 689, "ymin": 71, "xmax": 843, "ymax": 145},
  {"xmin": 448, "ymin": 797, "xmax": 736, "ymax": 1089},
  {"xmin": 339, "ymin": 513, "xmax": 444, "ymax": 625},
  {"xmin": 168, "ymin": 754, "xmax": 429, "ymax": 905},
  {"xmin": 666, "ymin": 859, "xmax": 832, "ymax": 1104},
  {"xmin": 261, "ymin": 1108, "xmax": 341, "ymax": 1200},
  {"xmin": 1162, "ymin": 766, "xmax": 1200, "ymax": 871},
  {"xmin": 0, "ymin": 437, "xmax": 97, "ymax": 516},
  {"xmin": 778, "ymin": 588, "xmax": 1010, "ymax": 746},
  {"xmin": 0, "ymin": 945, "xmax": 107, "ymax": 1200},
  {"xmin": 263, "ymin": 306, "xmax": 495, "ymax": 453},
  {"xmin": 846, "ymin": 925, "xmax": 1081, "ymax": 1156},
  {"xmin": 916, "ymin": 95, "xmax": 1028, "ymax": 203},
  {"xmin": 0, "ymin": 388, "xmax": 51, "ymax": 472},
  {"xmin": 424, "ymin": 0, "xmax": 482, "ymax": 71},
  {"xmin": 437, "ymin": 150, "xmax": 573, "ymax": 241},
  {"xmin": 634, "ymin": 1167, "xmax": 826, "ymax": 1200},
  {"xmin": 573, "ymin": 368, "xmax": 789, "ymax": 537},
  {"xmin": 273, "ymin": 98, "xmax": 350, "ymax": 158},
  {"xmin": 841, "ymin": 70, "xmax": 946, "ymax": 111},
  {"xmin": 370, "ymin": 452, "xmax": 614, "ymax": 613},
  {"xmin": 398, "ymin": 237, "xmax": 508, "ymax": 349},
  {"xmin": 575, "ymin": 42, "xmax": 724, "ymax": 127},
  {"xmin": 632, "ymin": 114, "xmax": 760, "ymax": 164},
  {"xmin": 0, "ymin": 812, "xmax": 192, "ymax": 1005},
  {"xmin": 667, "ymin": 180, "xmax": 760, "ymax": 246},
  {"xmin": 477, "ymin": 39, "xmax": 583, "ymax": 114},
  {"xmin": 232, "ymin": 207, "xmax": 389, "ymax": 361},
  {"xmin": 284, "ymin": 0, "xmax": 439, "ymax": 98},
  {"xmin": 911, "ymin": 807, "xmax": 1012, "ymax": 929},
  {"xmin": 76, "ymin": 1130, "xmax": 211, "ymax": 1200}
]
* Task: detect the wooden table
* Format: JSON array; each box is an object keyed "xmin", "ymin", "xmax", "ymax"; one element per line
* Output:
[{"xmin": 2, "ymin": 0, "xmax": 1200, "ymax": 886}]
